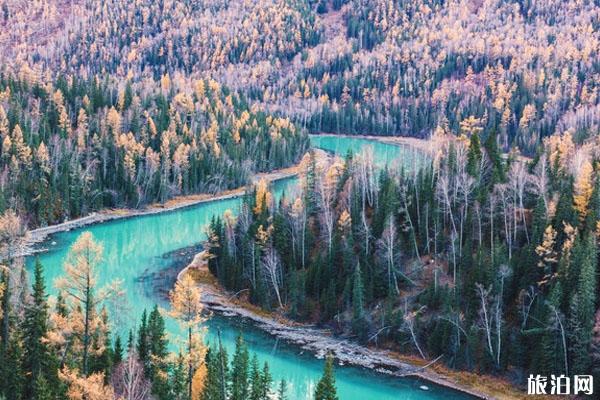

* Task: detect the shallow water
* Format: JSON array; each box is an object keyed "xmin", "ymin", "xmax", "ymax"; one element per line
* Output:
[
  {"xmin": 308, "ymin": 134, "xmax": 425, "ymax": 169},
  {"xmin": 26, "ymin": 135, "xmax": 471, "ymax": 400}
]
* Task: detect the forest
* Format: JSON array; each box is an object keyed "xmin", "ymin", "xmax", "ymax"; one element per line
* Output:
[
  {"xmin": 0, "ymin": 73, "xmax": 308, "ymax": 227},
  {"xmin": 0, "ymin": 0, "xmax": 599, "ymax": 398},
  {"xmin": 206, "ymin": 130, "xmax": 600, "ymax": 380},
  {"xmin": 0, "ymin": 223, "xmax": 339, "ymax": 400}
]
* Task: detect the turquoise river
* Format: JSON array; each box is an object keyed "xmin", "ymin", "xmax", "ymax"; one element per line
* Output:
[{"xmin": 26, "ymin": 135, "xmax": 473, "ymax": 400}]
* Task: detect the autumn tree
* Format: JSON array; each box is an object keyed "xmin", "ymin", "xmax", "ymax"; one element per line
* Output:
[
  {"xmin": 55, "ymin": 232, "xmax": 122, "ymax": 376},
  {"xmin": 169, "ymin": 274, "xmax": 207, "ymax": 400}
]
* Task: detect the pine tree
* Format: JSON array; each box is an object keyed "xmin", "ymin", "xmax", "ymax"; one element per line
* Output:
[
  {"xmin": 573, "ymin": 161, "xmax": 594, "ymax": 222},
  {"xmin": 277, "ymin": 379, "xmax": 287, "ymax": 400},
  {"xmin": 260, "ymin": 362, "xmax": 272, "ymax": 399},
  {"xmin": 55, "ymin": 232, "xmax": 110, "ymax": 376},
  {"xmin": 202, "ymin": 347, "xmax": 228, "ymax": 400},
  {"xmin": 230, "ymin": 335, "xmax": 250, "ymax": 400},
  {"xmin": 314, "ymin": 356, "xmax": 338, "ymax": 400},
  {"xmin": 137, "ymin": 309, "xmax": 149, "ymax": 369},
  {"xmin": 591, "ymin": 309, "xmax": 600, "ymax": 379},
  {"xmin": 466, "ymin": 132, "xmax": 482, "ymax": 177},
  {"xmin": 32, "ymin": 375, "xmax": 53, "ymax": 400},
  {"xmin": 147, "ymin": 305, "xmax": 169, "ymax": 394},
  {"xmin": 113, "ymin": 336, "xmax": 123, "ymax": 366},
  {"xmin": 21, "ymin": 259, "xmax": 57, "ymax": 399},
  {"xmin": 249, "ymin": 355, "xmax": 262, "ymax": 400},
  {"xmin": 170, "ymin": 353, "xmax": 187, "ymax": 400},
  {"xmin": 169, "ymin": 274, "xmax": 206, "ymax": 400},
  {"xmin": 568, "ymin": 234, "xmax": 597, "ymax": 374},
  {"xmin": 351, "ymin": 263, "xmax": 367, "ymax": 340},
  {"xmin": 201, "ymin": 349, "xmax": 221, "ymax": 400},
  {"xmin": 1, "ymin": 335, "xmax": 24, "ymax": 400}
]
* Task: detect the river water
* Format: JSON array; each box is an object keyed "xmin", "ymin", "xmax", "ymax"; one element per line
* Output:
[{"xmin": 26, "ymin": 135, "xmax": 472, "ymax": 400}]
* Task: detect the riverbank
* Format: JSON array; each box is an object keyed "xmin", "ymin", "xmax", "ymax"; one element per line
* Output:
[
  {"xmin": 22, "ymin": 162, "xmax": 303, "ymax": 256},
  {"xmin": 180, "ymin": 254, "xmax": 534, "ymax": 400}
]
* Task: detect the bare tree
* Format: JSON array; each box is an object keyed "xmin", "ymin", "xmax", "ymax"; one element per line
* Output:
[
  {"xmin": 400, "ymin": 301, "xmax": 426, "ymax": 359},
  {"xmin": 475, "ymin": 283, "xmax": 501, "ymax": 367},
  {"xmin": 518, "ymin": 286, "xmax": 537, "ymax": 330},
  {"xmin": 531, "ymin": 154, "xmax": 550, "ymax": 214},
  {"xmin": 508, "ymin": 162, "xmax": 530, "ymax": 244},
  {"xmin": 112, "ymin": 352, "xmax": 151, "ymax": 400},
  {"xmin": 547, "ymin": 302, "xmax": 569, "ymax": 375},
  {"xmin": 494, "ymin": 183, "xmax": 515, "ymax": 259},
  {"xmin": 399, "ymin": 183, "xmax": 421, "ymax": 259},
  {"xmin": 288, "ymin": 198, "xmax": 307, "ymax": 268},
  {"xmin": 495, "ymin": 265, "xmax": 511, "ymax": 366},
  {"xmin": 262, "ymin": 244, "xmax": 284, "ymax": 308},
  {"xmin": 356, "ymin": 148, "xmax": 378, "ymax": 210},
  {"xmin": 378, "ymin": 217, "xmax": 400, "ymax": 295}
]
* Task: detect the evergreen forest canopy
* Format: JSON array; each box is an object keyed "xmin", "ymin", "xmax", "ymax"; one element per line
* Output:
[
  {"xmin": 0, "ymin": 0, "xmax": 599, "ymax": 398},
  {"xmin": 206, "ymin": 131, "xmax": 600, "ymax": 384},
  {"xmin": 0, "ymin": 74, "xmax": 309, "ymax": 227}
]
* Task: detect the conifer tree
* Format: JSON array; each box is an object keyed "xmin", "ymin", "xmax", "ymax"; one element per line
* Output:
[
  {"xmin": 314, "ymin": 356, "xmax": 338, "ymax": 400},
  {"xmin": 277, "ymin": 379, "xmax": 287, "ymax": 400},
  {"xmin": 230, "ymin": 335, "xmax": 250, "ymax": 400},
  {"xmin": 169, "ymin": 274, "xmax": 206, "ymax": 400},
  {"xmin": 351, "ymin": 263, "xmax": 367, "ymax": 339},
  {"xmin": 466, "ymin": 132, "xmax": 482, "ymax": 177},
  {"xmin": 260, "ymin": 362, "xmax": 272, "ymax": 400},
  {"xmin": 21, "ymin": 259, "xmax": 56, "ymax": 399},
  {"xmin": 137, "ymin": 310, "xmax": 148, "ymax": 368},
  {"xmin": 568, "ymin": 234, "xmax": 597, "ymax": 374},
  {"xmin": 147, "ymin": 305, "xmax": 170, "ymax": 399},
  {"xmin": 113, "ymin": 336, "xmax": 123, "ymax": 366},
  {"xmin": 203, "ymin": 347, "xmax": 228, "ymax": 400},
  {"xmin": 249, "ymin": 355, "xmax": 262, "ymax": 400},
  {"xmin": 170, "ymin": 353, "xmax": 187, "ymax": 400}
]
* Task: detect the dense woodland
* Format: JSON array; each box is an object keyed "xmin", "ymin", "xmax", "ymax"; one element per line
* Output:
[
  {"xmin": 0, "ymin": 225, "xmax": 339, "ymax": 400},
  {"xmin": 207, "ymin": 130, "xmax": 600, "ymax": 384},
  {"xmin": 0, "ymin": 0, "xmax": 599, "ymax": 398},
  {"xmin": 1, "ymin": 0, "xmax": 598, "ymax": 155},
  {"xmin": 0, "ymin": 73, "xmax": 308, "ymax": 227}
]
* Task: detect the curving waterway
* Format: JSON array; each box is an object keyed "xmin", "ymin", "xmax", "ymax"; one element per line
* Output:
[{"xmin": 26, "ymin": 135, "xmax": 472, "ymax": 400}]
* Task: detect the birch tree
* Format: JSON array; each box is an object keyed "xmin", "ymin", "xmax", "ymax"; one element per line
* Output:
[{"xmin": 261, "ymin": 244, "xmax": 284, "ymax": 309}]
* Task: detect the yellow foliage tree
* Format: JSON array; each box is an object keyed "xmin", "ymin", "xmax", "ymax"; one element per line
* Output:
[
  {"xmin": 169, "ymin": 274, "xmax": 207, "ymax": 400},
  {"xmin": 573, "ymin": 160, "xmax": 594, "ymax": 221},
  {"xmin": 59, "ymin": 367, "xmax": 114, "ymax": 400},
  {"xmin": 191, "ymin": 361, "xmax": 208, "ymax": 399},
  {"xmin": 55, "ymin": 232, "xmax": 122, "ymax": 376},
  {"xmin": 253, "ymin": 179, "xmax": 272, "ymax": 215},
  {"xmin": 535, "ymin": 225, "xmax": 558, "ymax": 285}
]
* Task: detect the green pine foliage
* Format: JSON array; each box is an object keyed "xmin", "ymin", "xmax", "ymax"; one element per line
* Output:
[
  {"xmin": 315, "ymin": 356, "xmax": 338, "ymax": 400},
  {"xmin": 0, "ymin": 73, "xmax": 309, "ymax": 228},
  {"xmin": 205, "ymin": 132, "xmax": 600, "ymax": 384}
]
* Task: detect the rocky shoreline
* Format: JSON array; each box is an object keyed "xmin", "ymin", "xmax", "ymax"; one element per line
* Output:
[{"xmin": 182, "ymin": 260, "xmax": 490, "ymax": 400}]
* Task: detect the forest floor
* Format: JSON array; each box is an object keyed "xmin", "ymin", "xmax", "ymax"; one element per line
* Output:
[{"xmin": 181, "ymin": 255, "xmax": 539, "ymax": 400}]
